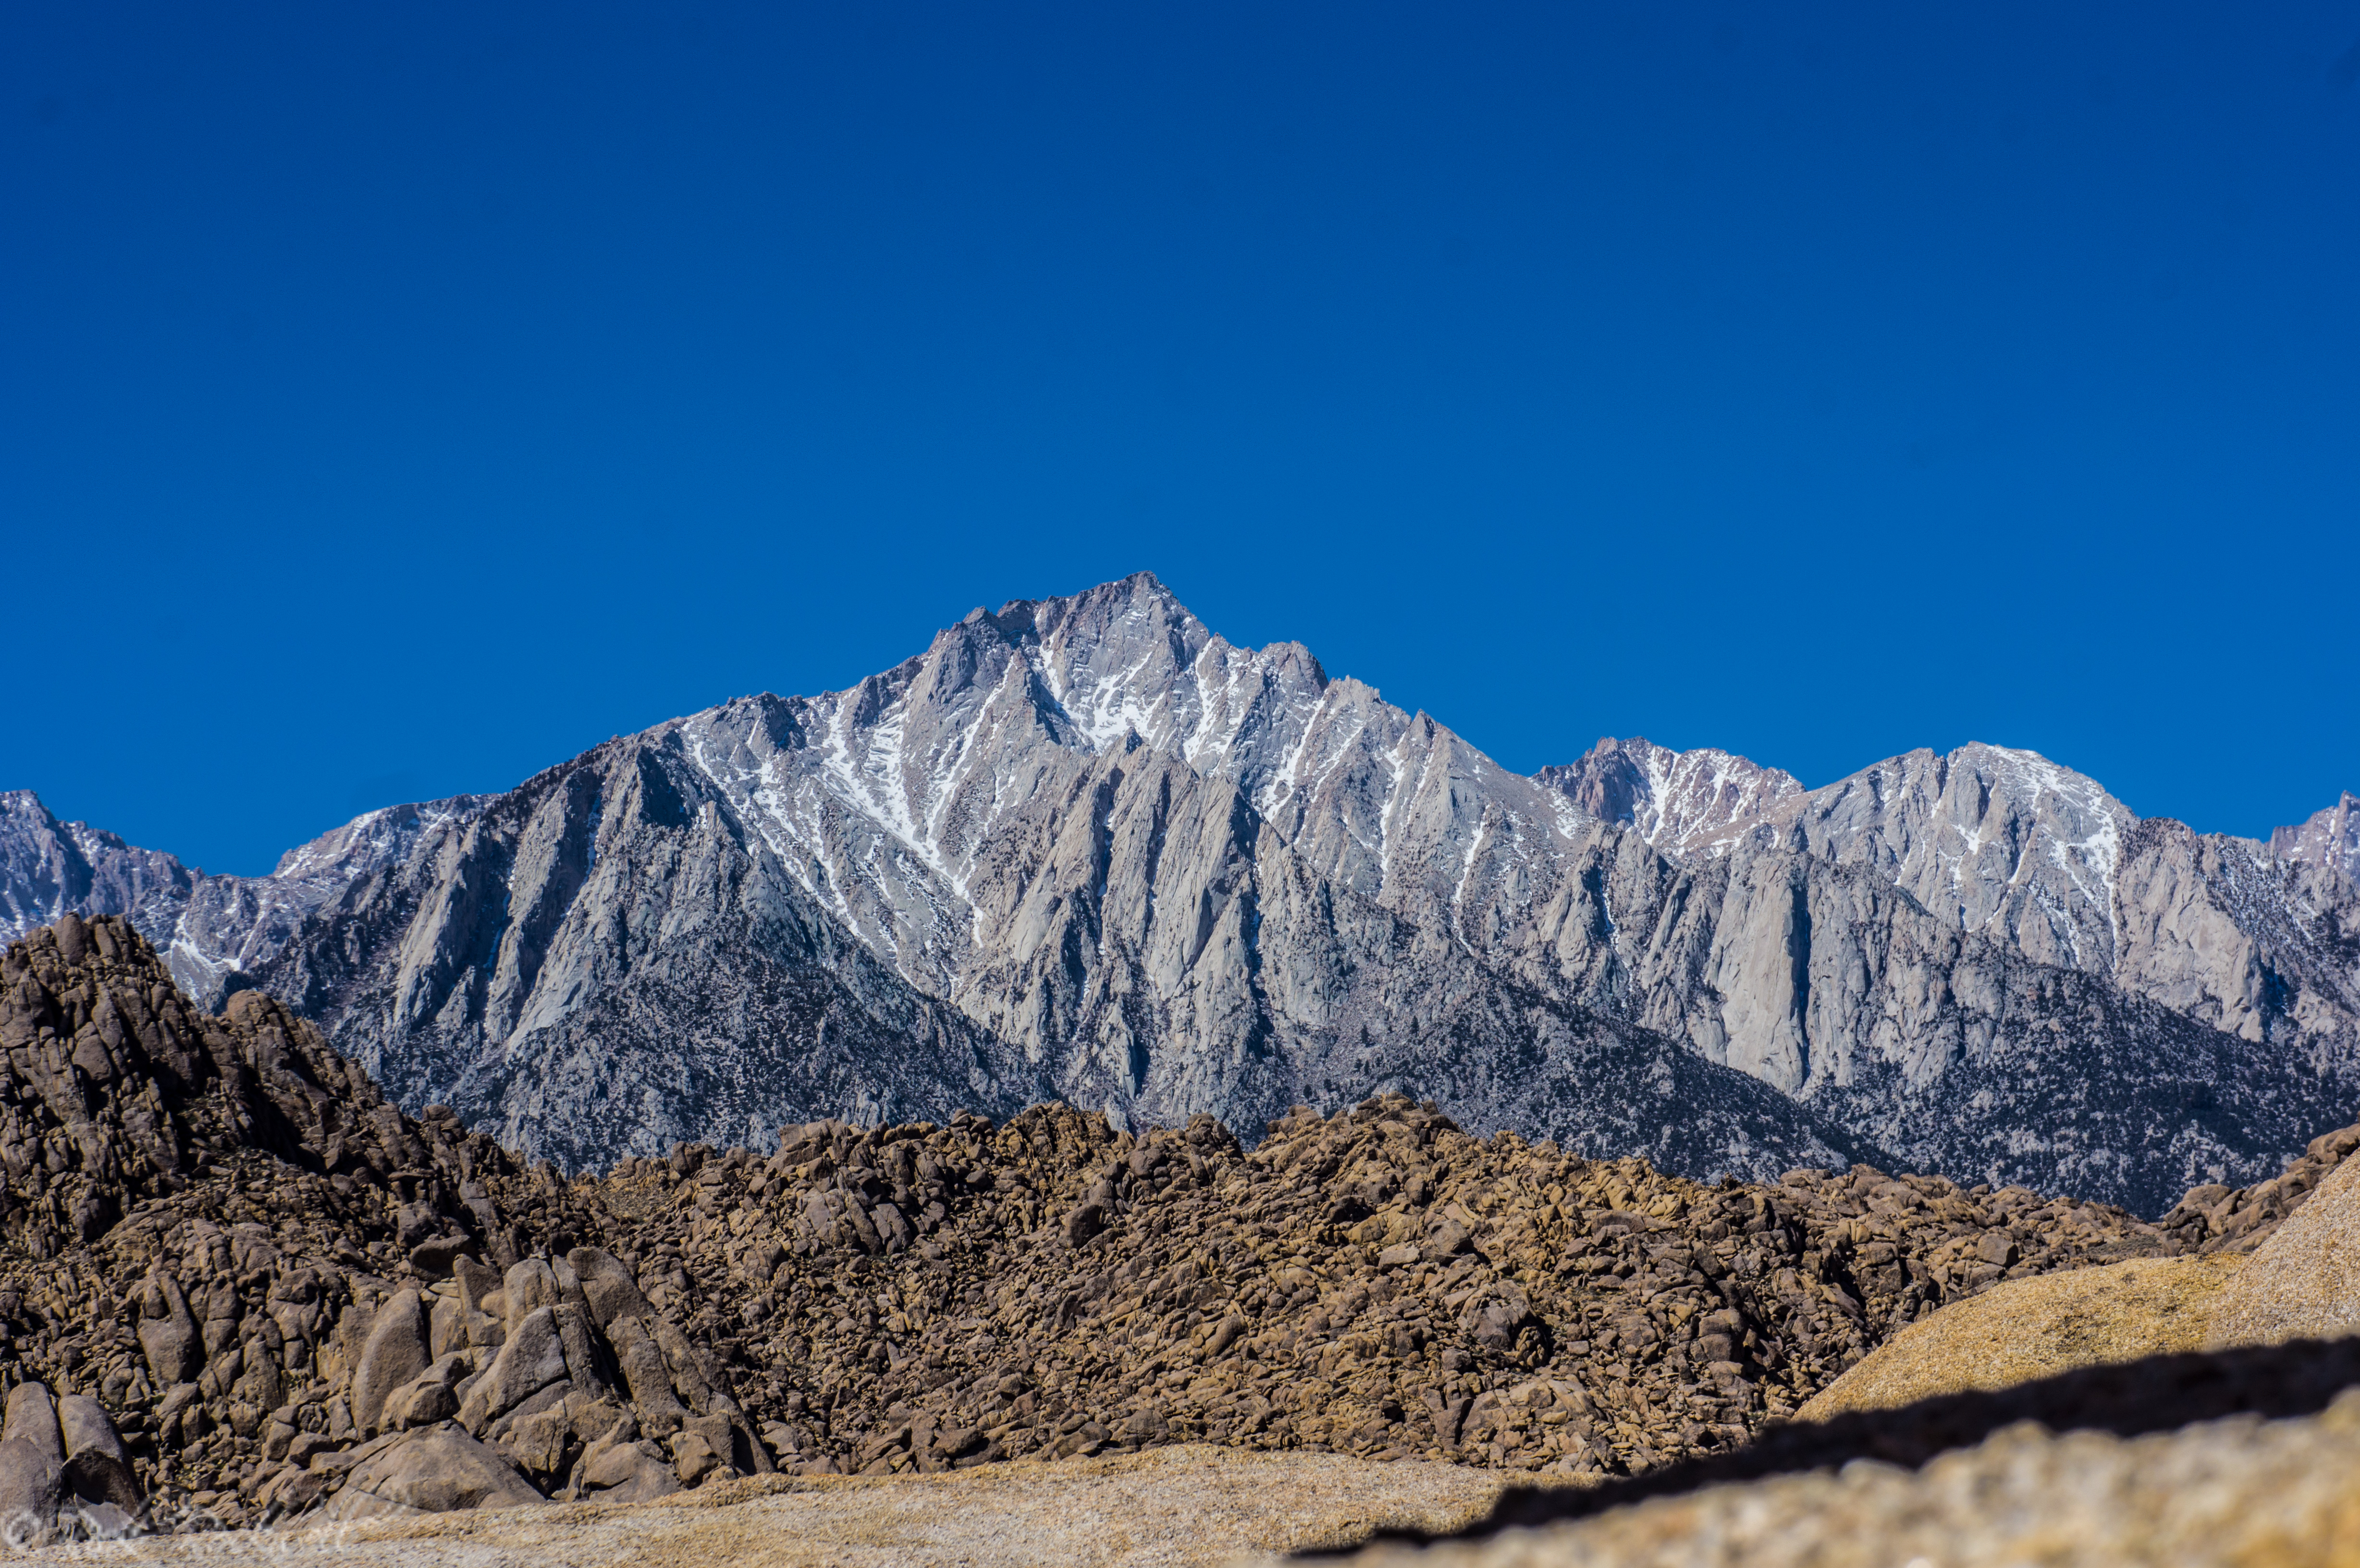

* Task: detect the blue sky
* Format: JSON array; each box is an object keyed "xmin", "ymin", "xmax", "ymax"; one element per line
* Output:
[{"xmin": 5, "ymin": 2, "xmax": 2357, "ymax": 875}]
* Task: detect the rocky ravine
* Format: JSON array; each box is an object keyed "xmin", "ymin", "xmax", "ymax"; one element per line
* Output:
[{"xmin": 2, "ymin": 915, "xmax": 2354, "ymax": 1543}]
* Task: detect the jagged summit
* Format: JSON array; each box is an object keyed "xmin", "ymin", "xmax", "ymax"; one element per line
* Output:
[
  {"xmin": 1533, "ymin": 737, "xmax": 1806, "ymax": 855},
  {"xmin": 0, "ymin": 788, "xmax": 488, "ymax": 1011},
  {"xmin": 2273, "ymin": 789, "xmax": 2360, "ymax": 889},
  {"xmin": 7, "ymin": 576, "xmax": 2360, "ymax": 1212}
]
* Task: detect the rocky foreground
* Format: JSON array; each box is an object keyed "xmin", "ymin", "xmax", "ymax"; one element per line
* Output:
[
  {"xmin": 0, "ymin": 913, "xmax": 2354, "ymax": 1544},
  {"xmin": 1347, "ymin": 1392, "xmax": 2360, "ymax": 1568},
  {"xmin": 1339, "ymin": 1136, "xmax": 2360, "ymax": 1567}
]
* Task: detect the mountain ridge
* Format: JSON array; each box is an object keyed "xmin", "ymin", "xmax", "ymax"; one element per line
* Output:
[{"xmin": 5, "ymin": 573, "xmax": 2356, "ymax": 1212}]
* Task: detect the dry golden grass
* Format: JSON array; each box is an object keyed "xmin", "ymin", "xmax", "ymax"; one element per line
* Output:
[
  {"xmin": 1796, "ymin": 1252, "xmax": 2242, "ymax": 1419},
  {"xmin": 1803, "ymin": 1149, "xmax": 2360, "ymax": 1421}
]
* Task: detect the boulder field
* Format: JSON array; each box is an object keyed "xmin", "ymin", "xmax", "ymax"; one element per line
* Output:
[{"xmin": 0, "ymin": 914, "xmax": 2353, "ymax": 1542}]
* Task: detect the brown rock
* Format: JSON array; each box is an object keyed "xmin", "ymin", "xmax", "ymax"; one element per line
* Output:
[
  {"xmin": 575, "ymin": 1416, "xmax": 680, "ymax": 1504},
  {"xmin": 502, "ymin": 1260, "xmax": 563, "ymax": 1336},
  {"xmin": 321, "ymin": 1426, "xmax": 547, "ymax": 1519},
  {"xmin": 382, "ymin": 1353, "xmax": 470, "ymax": 1431},
  {"xmin": 603, "ymin": 1314, "xmax": 689, "ymax": 1434},
  {"xmin": 1, "ymin": 1384, "xmax": 61, "ymax": 1466},
  {"xmin": 10, "ymin": 918, "xmax": 2360, "ymax": 1517},
  {"xmin": 670, "ymin": 1425, "xmax": 726, "ymax": 1486},
  {"xmin": 56, "ymin": 1395, "xmax": 140, "ymax": 1510},
  {"xmin": 566, "ymin": 1247, "xmax": 653, "ymax": 1329},
  {"xmin": 350, "ymin": 1289, "xmax": 431, "ymax": 1436},
  {"xmin": 462, "ymin": 1306, "xmax": 569, "ymax": 1432},
  {"xmin": 137, "ymin": 1271, "xmax": 203, "ymax": 1386},
  {"xmin": 0, "ymin": 1437, "xmax": 61, "ymax": 1544}
]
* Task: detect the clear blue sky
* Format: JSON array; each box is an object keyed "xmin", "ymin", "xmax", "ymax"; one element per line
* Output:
[{"xmin": 6, "ymin": 3, "xmax": 2357, "ymax": 875}]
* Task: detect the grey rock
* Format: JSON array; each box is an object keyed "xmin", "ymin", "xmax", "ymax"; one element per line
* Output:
[
  {"xmin": 320, "ymin": 1425, "xmax": 546, "ymax": 1519},
  {"xmin": 0, "ymin": 789, "xmax": 488, "ymax": 1010},
  {"xmin": 2272, "ymin": 789, "xmax": 2360, "ymax": 892},
  {"xmin": 236, "ymin": 576, "xmax": 2348, "ymax": 1212},
  {"xmin": 1535, "ymin": 736, "xmax": 1805, "ymax": 855},
  {"xmin": 231, "ymin": 579, "xmax": 1879, "ymax": 1185},
  {"xmin": 350, "ymin": 1289, "xmax": 431, "ymax": 1435},
  {"xmin": 0, "ymin": 1384, "xmax": 60, "ymax": 1465},
  {"xmin": 462, "ymin": 1306, "xmax": 568, "ymax": 1431},
  {"xmin": 20, "ymin": 576, "xmax": 2360, "ymax": 1216},
  {"xmin": 0, "ymin": 1437, "xmax": 61, "ymax": 1545},
  {"xmin": 0, "ymin": 795, "xmax": 189, "ymax": 973},
  {"xmin": 54, "ymin": 1396, "xmax": 139, "ymax": 1511}
]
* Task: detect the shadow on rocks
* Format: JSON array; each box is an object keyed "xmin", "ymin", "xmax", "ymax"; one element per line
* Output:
[{"xmin": 1306, "ymin": 1335, "xmax": 2360, "ymax": 1556}]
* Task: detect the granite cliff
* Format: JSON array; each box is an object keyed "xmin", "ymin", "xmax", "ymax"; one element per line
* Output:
[{"xmin": 6, "ymin": 575, "xmax": 2356, "ymax": 1211}]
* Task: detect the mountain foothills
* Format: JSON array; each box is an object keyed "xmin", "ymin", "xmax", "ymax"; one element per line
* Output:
[
  {"xmin": 4, "ymin": 574, "xmax": 2358, "ymax": 1213},
  {"xmin": 0, "ymin": 913, "xmax": 2352, "ymax": 1536}
]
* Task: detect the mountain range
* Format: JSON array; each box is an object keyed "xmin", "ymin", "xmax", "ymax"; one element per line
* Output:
[{"xmin": 6, "ymin": 573, "xmax": 2356, "ymax": 1213}]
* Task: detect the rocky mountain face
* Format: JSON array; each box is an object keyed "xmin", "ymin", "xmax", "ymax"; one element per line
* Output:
[
  {"xmin": 0, "ymin": 792, "xmax": 192, "ymax": 960},
  {"xmin": 1541, "ymin": 736, "xmax": 2360, "ymax": 1065},
  {"xmin": 0, "ymin": 791, "xmax": 484, "ymax": 1012},
  {"xmin": 241, "ymin": 682, "xmax": 1865, "ymax": 1182},
  {"xmin": 9, "ymin": 575, "xmax": 2359, "ymax": 1213},
  {"xmin": 2272, "ymin": 790, "xmax": 2360, "ymax": 893},
  {"xmin": 1532, "ymin": 737, "xmax": 1803, "ymax": 856}
]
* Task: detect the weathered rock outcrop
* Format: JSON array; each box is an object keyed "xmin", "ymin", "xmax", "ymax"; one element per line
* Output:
[
  {"xmin": 29, "ymin": 912, "xmax": 2340, "ymax": 1537},
  {"xmin": 0, "ymin": 1379, "xmax": 137, "ymax": 1544},
  {"xmin": 0, "ymin": 917, "xmax": 749, "ymax": 1530},
  {"xmin": 320, "ymin": 1425, "xmax": 547, "ymax": 1519}
]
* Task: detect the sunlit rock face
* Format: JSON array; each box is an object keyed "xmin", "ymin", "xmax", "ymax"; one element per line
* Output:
[{"xmin": 10, "ymin": 573, "xmax": 2357, "ymax": 1212}]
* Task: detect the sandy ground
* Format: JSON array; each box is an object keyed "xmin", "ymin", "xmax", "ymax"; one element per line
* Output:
[{"xmin": 21, "ymin": 1446, "xmax": 1522, "ymax": 1568}]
